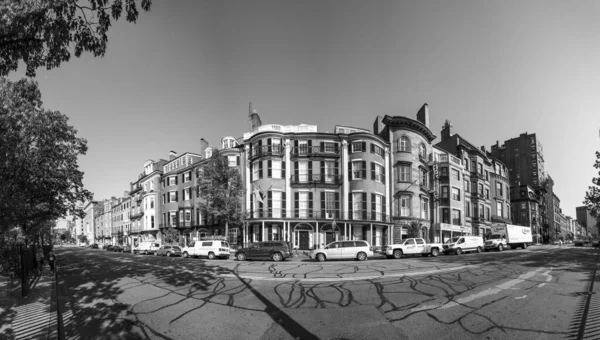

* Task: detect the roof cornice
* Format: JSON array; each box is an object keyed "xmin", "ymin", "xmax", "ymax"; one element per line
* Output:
[{"xmin": 381, "ymin": 115, "xmax": 436, "ymax": 142}]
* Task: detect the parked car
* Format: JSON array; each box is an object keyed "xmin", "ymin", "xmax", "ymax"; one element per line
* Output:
[
  {"xmin": 593, "ymin": 240, "xmax": 600, "ymax": 247},
  {"xmin": 181, "ymin": 240, "xmax": 230, "ymax": 259},
  {"xmin": 443, "ymin": 236, "xmax": 484, "ymax": 255},
  {"xmin": 122, "ymin": 245, "xmax": 132, "ymax": 252},
  {"xmin": 309, "ymin": 240, "xmax": 373, "ymax": 262},
  {"xmin": 154, "ymin": 245, "xmax": 182, "ymax": 257},
  {"xmin": 112, "ymin": 245, "xmax": 123, "ymax": 252},
  {"xmin": 90, "ymin": 243, "xmax": 98, "ymax": 249},
  {"xmin": 383, "ymin": 238, "xmax": 442, "ymax": 259},
  {"xmin": 235, "ymin": 241, "xmax": 292, "ymax": 262},
  {"xmin": 133, "ymin": 242, "xmax": 161, "ymax": 255},
  {"xmin": 105, "ymin": 245, "xmax": 114, "ymax": 251}
]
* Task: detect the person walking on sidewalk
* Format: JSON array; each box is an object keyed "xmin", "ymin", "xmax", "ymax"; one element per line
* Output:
[
  {"xmin": 35, "ymin": 247, "xmax": 44, "ymax": 274},
  {"xmin": 48, "ymin": 250, "xmax": 56, "ymax": 272}
]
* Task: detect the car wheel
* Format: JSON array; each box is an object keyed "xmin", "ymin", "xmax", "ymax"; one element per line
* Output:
[
  {"xmin": 455, "ymin": 248, "xmax": 463, "ymax": 255},
  {"xmin": 143, "ymin": 250, "xmax": 148, "ymax": 255},
  {"xmin": 208, "ymin": 252, "xmax": 215, "ymax": 260},
  {"xmin": 431, "ymin": 248, "xmax": 439, "ymax": 257},
  {"xmin": 236, "ymin": 252, "xmax": 246, "ymax": 261},
  {"xmin": 498, "ymin": 244, "xmax": 504, "ymax": 252},
  {"xmin": 476, "ymin": 246, "xmax": 482, "ymax": 253},
  {"xmin": 316, "ymin": 253, "xmax": 326, "ymax": 262},
  {"xmin": 166, "ymin": 252, "xmax": 171, "ymax": 257},
  {"xmin": 272, "ymin": 252, "xmax": 283, "ymax": 262},
  {"xmin": 357, "ymin": 252, "xmax": 367, "ymax": 261},
  {"xmin": 183, "ymin": 252, "xmax": 189, "ymax": 258},
  {"xmin": 393, "ymin": 250, "xmax": 403, "ymax": 259},
  {"xmin": 522, "ymin": 243, "xmax": 527, "ymax": 249},
  {"xmin": 154, "ymin": 251, "xmax": 158, "ymax": 256}
]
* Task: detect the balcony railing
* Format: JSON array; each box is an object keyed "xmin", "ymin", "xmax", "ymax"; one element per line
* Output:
[
  {"xmin": 290, "ymin": 174, "xmax": 343, "ymax": 186},
  {"xmin": 291, "ymin": 145, "xmax": 340, "ymax": 158},
  {"xmin": 244, "ymin": 209, "xmax": 392, "ymax": 222},
  {"xmin": 130, "ymin": 185, "xmax": 142, "ymax": 194},
  {"xmin": 130, "ymin": 211, "xmax": 144, "ymax": 220},
  {"xmin": 471, "ymin": 171, "xmax": 486, "ymax": 180},
  {"xmin": 159, "ymin": 219, "xmax": 200, "ymax": 229},
  {"xmin": 249, "ymin": 145, "xmax": 284, "ymax": 161}
]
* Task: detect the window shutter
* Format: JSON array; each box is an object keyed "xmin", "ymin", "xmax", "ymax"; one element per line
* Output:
[
  {"xmin": 348, "ymin": 192, "xmax": 353, "ymax": 220},
  {"xmin": 362, "ymin": 193, "xmax": 367, "ymax": 219},
  {"xmin": 282, "ymin": 161, "xmax": 286, "ymax": 179},
  {"xmin": 282, "ymin": 192, "xmax": 286, "ymax": 218},
  {"xmin": 308, "ymin": 140, "xmax": 312, "ymax": 150},
  {"xmin": 371, "ymin": 193, "xmax": 376, "ymax": 220},
  {"xmin": 250, "ymin": 192, "xmax": 254, "ymax": 214},
  {"xmin": 268, "ymin": 226, "xmax": 273, "ymax": 241},
  {"xmin": 175, "ymin": 191, "xmax": 178, "ymax": 202},
  {"xmin": 237, "ymin": 156, "xmax": 240, "ymax": 166},
  {"xmin": 268, "ymin": 160, "xmax": 272, "ymax": 178},
  {"xmin": 383, "ymin": 196, "xmax": 387, "ymax": 220},
  {"xmin": 370, "ymin": 143, "xmax": 374, "ymax": 153},
  {"xmin": 321, "ymin": 192, "xmax": 325, "ymax": 218},
  {"xmin": 362, "ymin": 161, "xmax": 367, "ymax": 179},
  {"xmin": 348, "ymin": 161, "xmax": 352, "ymax": 180},
  {"xmin": 308, "ymin": 161, "xmax": 313, "ymax": 178},
  {"xmin": 382, "ymin": 166, "xmax": 386, "ymax": 184},
  {"xmin": 259, "ymin": 161, "xmax": 263, "ymax": 179},
  {"xmin": 182, "ymin": 173, "xmax": 184, "ymax": 183},
  {"xmin": 294, "ymin": 192, "xmax": 299, "ymax": 218},
  {"xmin": 308, "ymin": 192, "xmax": 313, "ymax": 218},
  {"xmin": 334, "ymin": 161, "xmax": 339, "ymax": 177},
  {"xmin": 320, "ymin": 142, "xmax": 324, "ymax": 152},
  {"xmin": 294, "ymin": 161, "xmax": 298, "ymax": 181},
  {"xmin": 362, "ymin": 141, "xmax": 366, "ymax": 151},
  {"xmin": 267, "ymin": 138, "xmax": 272, "ymax": 146},
  {"xmin": 371, "ymin": 162, "xmax": 375, "ymax": 180},
  {"xmin": 175, "ymin": 176, "xmax": 178, "ymax": 185},
  {"xmin": 320, "ymin": 161, "xmax": 324, "ymax": 179},
  {"xmin": 268, "ymin": 191, "xmax": 272, "ymax": 217},
  {"xmin": 259, "ymin": 200, "xmax": 263, "ymax": 218},
  {"xmin": 163, "ymin": 194, "xmax": 165, "ymax": 204},
  {"xmin": 335, "ymin": 192, "xmax": 340, "ymax": 218},
  {"xmin": 294, "ymin": 140, "xmax": 298, "ymax": 150}
]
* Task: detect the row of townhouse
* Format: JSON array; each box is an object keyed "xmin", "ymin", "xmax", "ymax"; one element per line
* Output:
[{"xmin": 75, "ymin": 103, "xmax": 579, "ymax": 248}]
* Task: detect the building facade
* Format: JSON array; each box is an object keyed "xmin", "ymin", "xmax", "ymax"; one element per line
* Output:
[
  {"xmin": 510, "ymin": 184, "xmax": 542, "ymax": 243},
  {"xmin": 576, "ymin": 205, "xmax": 598, "ymax": 237},
  {"xmin": 83, "ymin": 201, "xmax": 97, "ymax": 245}
]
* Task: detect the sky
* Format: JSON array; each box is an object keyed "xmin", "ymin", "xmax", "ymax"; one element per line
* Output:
[{"xmin": 8, "ymin": 0, "xmax": 600, "ymax": 224}]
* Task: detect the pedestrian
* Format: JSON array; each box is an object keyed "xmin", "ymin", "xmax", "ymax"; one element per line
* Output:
[
  {"xmin": 35, "ymin": 247, "xmax": 44, "ymax": 274},
  {"xmin": 48, "ymin": 250, "xmax": 56, "ymax": 272}
]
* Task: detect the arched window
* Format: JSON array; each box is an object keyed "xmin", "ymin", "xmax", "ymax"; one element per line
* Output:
[
  {"xmin": 399, "ymin": 136, "xmax": 411, "ymax": 152},
  {"xmin": 419, "ymin": 143, "xmax": 427, "ymax": 159}
]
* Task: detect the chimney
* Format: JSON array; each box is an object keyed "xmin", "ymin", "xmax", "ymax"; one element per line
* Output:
[
  {"xmin": 416, "ymin": 103, "xmax": 430, "ymax": 127},
  {"xmin": 169, "ymin": 150, "xmax": 177, "ymax": 160},
  {"xmin": 480, "ymin": 145, "xmax": 486, "ymax": 153},
  {"xmin": 200, "ymin": 138, "xmax": 209, "ymax": 156},
  {"xmin": 248, "ymin": 101, "xmax": 262, "ymax": 132},
  {"xmin": 441, "ymin": 119, "xmax": 453, "ymax": 141}
]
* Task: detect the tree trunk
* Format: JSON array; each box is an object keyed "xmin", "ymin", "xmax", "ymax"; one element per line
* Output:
[{"xmin": 225, "ymin": 221, "xmax": 229, "ymax": 239}]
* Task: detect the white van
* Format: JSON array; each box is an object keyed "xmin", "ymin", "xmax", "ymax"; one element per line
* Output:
[
  {"xmin": 442, "ymin": 236, "xmax": 484, "ymax": 255},
  {"xmin": 133, "ymin": 241, "xmax": 161, "ymax": 255},
  {"xmin": 181, "ymin": 240, "xmax": 230, "ymax": 259}
]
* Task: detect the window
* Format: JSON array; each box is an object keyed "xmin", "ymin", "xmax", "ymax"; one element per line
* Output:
[
  {"xmin": 485, "ymin": 189, "xmax": 490, "ymax": 199},
  {"xmin": 398, "ymin": 165, "xmax": 411, "ymax": 182},
  {"xmin": 464, "ymin": 179, "xmax": 470, "ymax": 192},
  {"xmin": 421, "ymin": 197, "xmax": 428, "ymax": 219},
  {"xmin": 353, "ymin": 192, "xmax": 363, "ymax": 219},
  {"xmin": 441, "ymin": 167, "xmax": 448, "ymax": 177},
  {"xmin": 351, "ymin": 141, "xmax": 364, "ymax": 153},
  {"xmin": 478, "ymin": 183, "xmax": 484, "ymax": 196},
  {"xmin": 374, "ymin": 194, "xmax": 382, "ymax": 219},
  {"xmin": 419, "ymin": 144, "xmax": 426, "ymax": 159},
  {"xmin": 372, "ymin": 144, "xmax": 384, "ymax": 158},
  {"xmin": 485, "ymin": 170, "xmax": 489, "ymax": 181},
  {"xmin": 496, "ymin": 203, "xmax": 503, "ymax": 217},
  {"xmin": 298, "ymin": 141, "xmax": 308, "ymax": 155},
  {"xmin": 399, "ymin": 195, "xmax": 411, "ymax": 217},
  {"xmin": 150, "ymin": 197, "xmax": 154, "ymax": 209},
  {"xmin": 442, "ymin": 208, "xmax": 450, "ymax": 223},
  {"xmin": 521, "ymin": 201, "xmax": 527, "ymax": 210},
  {"xmin": 169, "ymin": 211, "xmax": 177, "ymax": 226},
  {"xmin": 471, "ymin": 160, "xmax": 477, "ymax": 172},
  {"xmin": 272, "ymin": 160, "xmax": 282, "ymax": 179},
  {"xmin": 169, "ymin": 191, "xmax": 177, "ymax": 202},
  {"xmin": 452, "ymin": 187, "xmax": 460, "ymax": 201},
  {"xmin": 179, "ymin": 210, "xmax": 184, "ymax": 222},
  {"xmin": 485, "ymin": 207, "xmax": 490, "ymax": 221},
  {"xmin": 185, "ymin": 210, "xmax": 191, "ymax": 222},
  {"xmin": 184, "ymin": 187, "xmax": 190, "ymax": 201},
  {"xmin": 452, "ymin": 209, "xmax": 461, "ymax": 225},
  {"xmin": 419, "ymin": 168, "xmax": 428, "ymax": 187},
  {"xmin": 374, "ymin": 163, "xmax": 384, "ymax": 183},
  {"xmin": 253, "ymin": 161, "xmax": 260, "ymax": 181},
  {"xmin": 464, "ymin": 159, "xmax": 469, "ymax": 171},
  {"xmin": 451, "ymin": 168, "xmax": 460, "ymax": 181},
  {"xmin": 168, "ymin": 176, "xmax": 176, "ymax": 186},
  {"xmin": 298, "ymin": 161, "xmax": 308, "ymax": 182},
  {"xmin": 478, "ymin": 163, "xmax": 483, "ymax": 174},
  {"xmin": 496, "ymin": 182, "xmax": 503, "ymax": 197},
  {"xmin": 299, "ymin": 192, "xmax": 309, "ymax": 218},
  {"xmin": 272, "ymin": 191, "xmax": 281, "ymax": 218},
  {"xmin": 352, "ymin": 161, "xmax": 363, "ymax": 180},
  {"xmin": 466, "ymin": 201, "xmax": 471, "ymax": 217},
  {"xmin": 228, "ymin": 156, "xmax": 237, "ymax": 167},
  {"xmin": 324, "ymin": 161, "xmax": 335, "ymax": 183},
  {"xmin": 325, "ymin": 192, "xmax": 335, "ymax": 216},
  {"xmin": 323, "ymin": 142, "xmax": 336, "ymax": 153},
  {"xmin": 184, "ymin": 172, "xmax": 191, "ymax": 182},
  {"xmin": 479, "ymin": 204, "xmax": 484, "ymax": 218},
  {"xmin": 399, "ymin": 136, "xmax": 410, "ymax": 152},
  {"xmin": 441, "ymin": 186, "xmax": 449, "ymax": 198}
]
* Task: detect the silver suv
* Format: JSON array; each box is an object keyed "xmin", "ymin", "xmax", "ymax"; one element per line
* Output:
[{"xmin": 309, "ymin": 240, "xmax": 373, "ymax": 262}]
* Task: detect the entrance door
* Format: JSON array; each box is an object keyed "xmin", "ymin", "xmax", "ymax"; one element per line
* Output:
[
  {"xmin": 299, "ymin": 231, "xmax": 309, "ymax": 250},
  {"xmin": 325, "ymin": 232, "xmax": 334, "ymax": 245}
]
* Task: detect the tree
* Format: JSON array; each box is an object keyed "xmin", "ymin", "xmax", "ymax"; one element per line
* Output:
[
  {"xmin": 197, "ymin": 152, "xmax": 244, "ymax": 240},
  {"xmin": 162, "ymin": 227, "xmax": 179, "ymax": 245},
  {"xmin": 583, "ymin": 151, "xmax": 600, "ymax": 235},
  {"xmin": 406, "ymin": 221, "xmax": 421, "ymax": 239},
  {"xmin": 0, "ymin": 0, "xmax": 152, "ymax": 77},
  {"xmin": 78, "ymin": 234, "xmax": 88, "ymax": 244},
  {"xmin": 0, "ymin": 77, "xmax": 92, "ymax": 236}
]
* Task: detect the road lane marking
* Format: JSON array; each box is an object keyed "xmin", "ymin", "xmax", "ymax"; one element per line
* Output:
[{"xmin": 515, "ymin": 295, "xmax": 527, "ymax": 299}]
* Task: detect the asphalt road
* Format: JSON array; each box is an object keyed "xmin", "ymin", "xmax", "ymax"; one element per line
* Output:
[{"xmin": 55, "ymin": 245, "xmax": 600, "ymax": 340}]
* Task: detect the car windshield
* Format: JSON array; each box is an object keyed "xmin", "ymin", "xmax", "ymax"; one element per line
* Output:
[
  {"xmin": 488, "ymin": 234, "xmax": 503, "ymax": 239},
  {"xmin": 446, "ymin": 237, "xmax": 460, "ymax": 244},
  {"xmin": 172, "ymin": 247, "xmax": 181, "ymax": 250}
]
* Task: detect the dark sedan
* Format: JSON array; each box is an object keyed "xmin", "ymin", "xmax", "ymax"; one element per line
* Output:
[
  {"xmin": 105, "ymin": 245, "xmax": 114, "ymax": 251},
  {"xmin": 112, "ymin": 245, "xmax": 124, "ymax": 252},
  {"xmin": 235, "ymin": 241, "xmax": 292, "ymax": 262},
  {"xmin": 154, "ymin": 245, "xmax": 182, "ymax": 257}
]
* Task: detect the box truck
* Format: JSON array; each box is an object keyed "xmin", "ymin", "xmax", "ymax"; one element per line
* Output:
[{"xmin": 484, "ymin": 224, "xmax": 532, "ymax": 251}]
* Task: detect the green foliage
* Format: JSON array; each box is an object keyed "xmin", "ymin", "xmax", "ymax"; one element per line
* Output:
[
  {"xmin": 197, "ymin": 152, "xmax": 244, "ymax": 234},
  {"xmin": 0, "ymin": 78, "xmax": 92, "ymax": 237},
  {"xmin": 584, "ymin": 151, "xmax": 600, "ymax": 223},
  {"xmin": 162, "ymin": 227, "xmax": 179, "ymax": 245},
  {"xmin": 0, "ymin": 0, "xmax": 152, "ymax": 77},
  {"xmin": 78, "ymin": 234, "xmax": 88, "ymax": 244},
  {"xmin": 406, "ymin": 221, "xmax": 421, "ymax": 239}
]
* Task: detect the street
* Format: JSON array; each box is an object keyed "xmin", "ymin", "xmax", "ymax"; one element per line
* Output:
[{"xmin": 55, "ymin": 245, "xmax": 600, "ymax": 340}]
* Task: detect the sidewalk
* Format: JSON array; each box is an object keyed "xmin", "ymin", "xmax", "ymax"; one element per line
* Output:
[{"xmin": 0, "ymin": 270, "xmax": 56, "ymax": 340}]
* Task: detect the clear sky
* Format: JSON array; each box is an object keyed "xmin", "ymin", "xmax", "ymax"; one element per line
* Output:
[{"xmin": 9, "ymin": 0, "xmax": 600, "ymax": 222}]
